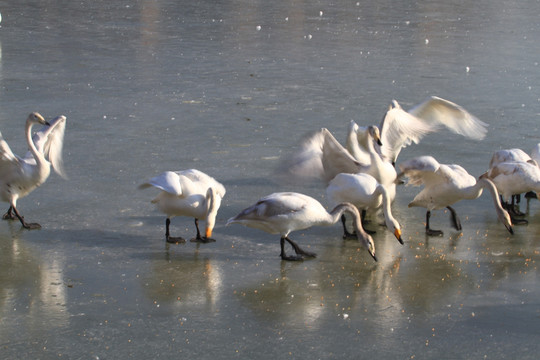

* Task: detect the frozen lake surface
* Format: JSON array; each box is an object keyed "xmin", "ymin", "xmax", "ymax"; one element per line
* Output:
[{"xmin": 0, "ymin": 0, "xmax": 539, "ymax": 358}]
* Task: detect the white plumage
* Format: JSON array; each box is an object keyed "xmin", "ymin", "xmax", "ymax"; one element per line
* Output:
[
  {"xmin": 326, "ymin": 173, "xmax": 402, "ymax": 244},
  {"xmin": 0, "ymin": 113, "xmax": 67, "ymax": 229},
  {"xmin": 139, "ymin": 169, "xmax": 226, "ymax": 243},
  {"xmin": 398, "ymin": 155, "xmax": 513, "ymax": 236},
  {"xmin": 226, "ymin": 192, "xmax": 377, "ymax": 261}
]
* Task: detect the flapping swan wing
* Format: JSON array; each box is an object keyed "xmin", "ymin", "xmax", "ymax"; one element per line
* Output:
[
  {"xmin": 379, "ymin": 101, "xmax": 435, "ymax": 163},
  {"xmin": 0, "ymin": 131, "xmax": 23, "ymax": 175},
  {"xmin": 281, "ymin": 128, "xmax": 364, "ymax": 184},
  {"xmin": 26, "ymin": 115, "xmax": 67, "ymax": 178},
  {"xmin": 408, "ymin": 96, "xmax": 487, "ymax": 140}
]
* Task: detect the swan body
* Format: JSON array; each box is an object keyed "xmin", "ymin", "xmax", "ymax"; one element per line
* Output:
[
  {"xmin": 489, "ymin": 148, "xmax": 532, "ymax": 168},
  {"xmin": 326, "ymin": 173, "xmax": 403, "ymax": 244},
  {"xmin": 139, "ymin": 169, "xmax": 226, "ymax": 243},
  {"xmin": 398, "ymin": 156, "xmax": 513, "ymax": 236},
  {"xmin": 481, "ymin": 161, "xmax": 540, "ymax": 203},
  {"xmin": 226, "ymin": 192, "xmax": 376, "ymax": 261},
  {"xmin": 0, "ymin": 113, "xmax": 67, "ymax": 229}
]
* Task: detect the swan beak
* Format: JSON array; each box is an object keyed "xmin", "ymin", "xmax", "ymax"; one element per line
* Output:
[
  {"xmin": 506, "ymin": 225, "xmax": 514, "ymax": 235},
  {"xmin": 45, "ymin": 121, "xmax": 51, "ymax": 126},
  {"xmin": 394, "ymin": 229, "xmax": 403, "ymax": 245},
  {"xmin": 370, "ymin": 252, "xmax": 378, "ymax": 262},
  {"xmin": 205, "ymin": 227, "xmax": 213, "ymax": 238}
]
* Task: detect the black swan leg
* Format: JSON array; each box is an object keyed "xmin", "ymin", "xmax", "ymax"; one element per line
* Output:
[
  {"xmin": 165, "ymin": 218, "xmax": 186, "ymax": 244},
  {"xmin": 425, "ymin": 211, "xmax": 443, "ymax": 236}
]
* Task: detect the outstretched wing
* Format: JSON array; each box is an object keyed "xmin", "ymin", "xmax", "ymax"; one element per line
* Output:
[
  {"xmin": 0, "ymin": 131, "xmax": 23, "ymax": 179},
  {"xmin": 408, "ymin": 96, "xmax": 488, "ymax": 140},
  {"xmin": 379, "ymin": 101, "xmax": 436, "ymax": 163},
  {"xmin": 280, "ymin": 128, "xmax": 365, "ymax": 184},
  {"xmin": 26, "ymin": 115, "xmax": 67, "ymax": 178}
]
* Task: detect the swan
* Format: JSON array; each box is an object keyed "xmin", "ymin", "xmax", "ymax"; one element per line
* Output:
[
  {"xmin": 226, "ymin": 192, "xmax": 377, "ymax": 261},
  {"xmin": 0, "ymin": 113, "xmax": 67, "ymax": 229},
  {"xmin": 139, "ymin": 169, "xmax": 226, "ymax": 244},
  {"xmin": 480, "ymin": 160, "xmax": 540, "ymax": 224},
  {"xmin": 487, "ymin": 148, "xmax": 535, "ymax": 215},
  {"xmin": 282, "ymin": 125, "xmax": 398, "ymax": 203},
  {"xmin": 326, "ymin": 173, "xmax": 403, "ymax": 245},
  {"xmin": 397, "ymin": 155, "xmax": 513, "ymax": 236},
  {"xmin": 348, "ymin": 96, "xmax": 487, "ymax": 166}
]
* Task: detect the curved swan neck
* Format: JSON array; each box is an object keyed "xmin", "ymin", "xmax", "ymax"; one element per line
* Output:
[
  {"xmin": 329, "ymin": 202, "xmax": 367, "ymax": 236},
  {"xmin": 375, "ymin": 184, "xmax": 394, "ymax": 224},
  {"xmin": 25, "ymin": 120, "xmax": 45, "ymax": 165},
  {"xmin": 477, "ymin": 178, "xmax": 504, "ymax": 209},
  {"xmin": 205, "ymin": 187, "xmax": 221, "ymax": 238}
]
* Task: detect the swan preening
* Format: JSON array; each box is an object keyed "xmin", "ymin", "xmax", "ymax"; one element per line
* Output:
[
  {"xmin": 398, "ymin": 155, "xmax": 513, "ymax": 236},
  {"xmin": 0, "ymin": 113, "xmax": 67, "ymax": 229},
  {"xmin": 226, "ymin": 192, "xmax": 377, "ymax": 262},
  {"xmin": 139, "ymin": 169, "xmax": 226, "ymax": 244}
]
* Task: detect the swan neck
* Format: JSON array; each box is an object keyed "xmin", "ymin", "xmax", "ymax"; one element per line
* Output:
[
  {"xmin": 26, "ymin": 121, "xmax": 44, "ymax": 164},
  {"xmin": 329, "ymin": 202, "xmax": 367, "ymax": 236},
  {"xmin": 376, "ymin": 185, "xmax": 393, "ymax": 222},
  {"xmin": 477, "ymin": 178, "xmax": 503, "ymax": 209}
]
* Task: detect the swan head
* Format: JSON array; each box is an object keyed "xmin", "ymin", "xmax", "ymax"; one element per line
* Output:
[
  {"xmin": 499, "ymin": 208, "xmax": 514, "ymax": 235},
  {"xmin": 366, "ymin": 236, "xmax": 377, "ymax": 262},
  {"xmin": 27, "ymin": 112, "xmax": 50, "ymax": 126},
  {"xmin": 368, "ymin": 125, "xmax": 382, "ymax": 146},
  {"xmin": 388, "ymin": 219, "xmax": 403, "ymax": 245},
  {"xmin": 204, "ymin": 187, "xmax": 222, "ymax": 239}
]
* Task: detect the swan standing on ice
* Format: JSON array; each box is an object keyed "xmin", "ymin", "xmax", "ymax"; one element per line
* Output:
[
  {"xmin": 326, "ymin": 173, "xmax": 403, "ymax": 244},
  {"xmin": 398, "ymin": 156, "xmax": 513, "ymax": 236},
  {"xmin": 480, "ymin": 160, "xmax": 540, "ymax": 224},
  {"xmin": 139, "ymin": 169, "xmax": 226, "ymax": 244},
  {"xmin": 226, "ymin": 192, "xmax": 377, "ymax": 261},
  {"xmin": 0, "ymin": 113, "xmax": 67, "ymax": 229}
]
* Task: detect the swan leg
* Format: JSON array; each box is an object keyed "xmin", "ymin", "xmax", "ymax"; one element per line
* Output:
[
  {"xmin": 425, "ymin": 211, "xmax": 443, "ymax": 236},
  {"xmin": 190, "ymin": 218, "xmax": 215, "ymax": 243},
  {"xmin": 510, "ymin": 195, "xmax": 526, "ymax": 217},
  {"xmin": 2, "ymin": 206, "xmax": 16, "ymax": 220},
  {"xmin": 165, "ymin": 218, "xmax": 186, "ymax": 244},
  {"xmin": 446, "ymin": 206, "xmax": 462, "ymax": 231},
  {"xmin": 280, "ymin": 236, "xmax": 316, "ymax": 261},
  {"xmin": 11, "ymin": 206, "xmax": 41, "ymax": 229}
]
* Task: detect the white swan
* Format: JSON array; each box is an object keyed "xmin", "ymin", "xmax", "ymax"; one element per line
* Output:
[
  {"xmin": 139, "ymin": 169, "xmax": 226, "ymax": 243},
  {"xmin": 487, "ymin": 148, "xmax": 535, "ymax": 215},
  {"xmin": 398, "ymin": 156, "xmax": 513, "ymax": 236},
  {"xmin": 480, "ymin": 160, "xmax": 540, "ymax": 224},
  {"xmin": 326, "ymin": 173, "xmax": 403, "ymax": 244},
  {"xmin": 282, "ymin": 124, "xmax": 398, "ymax": 204},
  {"xmin": 226, "ymin": 192, "xmax": 377, "ymax": 261},
  {"xmin": 348, "ymin": 96, "xmax": 487, "ymax": 166},
  {"xmin": 0, "ymin": 113, "xmax": 67, "ymax": 229}
]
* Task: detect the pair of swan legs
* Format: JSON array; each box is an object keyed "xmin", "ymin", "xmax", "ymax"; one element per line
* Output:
[
  {"xmin": 425, "ymin": 206, "xmax": 461, "ymax": 236},
  {"xmin": 502, "ymin": 194, "xmax": 529, "ymax": 225},
  {"xmin": 2, "ymin": 206, "xmax": 41, "ymax": 229},
  {"xmin": 165, "ymin": 218, "xmax": 215, "ymax": 244},
  {"xmin": 280, "ymin": 236, "xmax": 316, "ymax": 261}
]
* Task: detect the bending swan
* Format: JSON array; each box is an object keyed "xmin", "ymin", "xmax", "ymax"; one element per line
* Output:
[
  {"xmin": 398, "ymin": 156, "xmax": 513, "ymax": 236},
  {"xmin": 0, "ymin": 113, "xmax": 67, "ymax": 229},
  {"xmin": 226, "ymin": 192, "xmax": 377, "ymax": 261},
  {"xmin": 326, "ymin": 173, "xmax": 403, "ymax": 244},
  {"xmin": 139, "ymin": 169, "xmax": 226, "ymax": 243}
]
